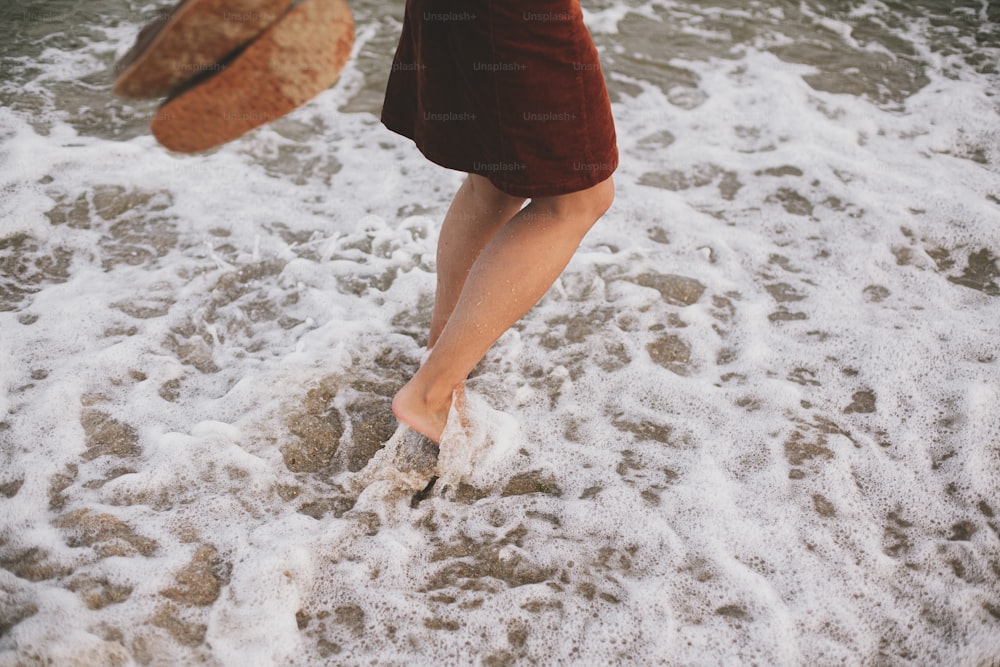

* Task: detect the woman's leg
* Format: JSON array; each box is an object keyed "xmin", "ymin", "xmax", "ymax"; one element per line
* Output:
[
  {"xmin": 429, "ymin": 175, "xmax": 526, "ymax": 347},
  {"xmin": 393, "ymin": 175, "xmax": 615, "ymax": 442}
]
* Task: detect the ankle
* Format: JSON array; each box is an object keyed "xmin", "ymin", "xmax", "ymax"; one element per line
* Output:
[{"xmin": 422, "ymin": 382, "xmax": 458, "ymax": 412}]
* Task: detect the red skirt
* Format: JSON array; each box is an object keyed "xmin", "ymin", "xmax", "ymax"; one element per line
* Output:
[{"xmin": 380, "ymin": 0, "xmax": 618, "ymax": 198}]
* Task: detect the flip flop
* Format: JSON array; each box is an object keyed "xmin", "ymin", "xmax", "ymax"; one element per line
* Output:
[
  {"xmin": 149, "ymin": 0, "xmax": 354, "ymax": 153},
  {"xmin": 114, "ymin": 0, "xmax": 295, "ymax": 99}
]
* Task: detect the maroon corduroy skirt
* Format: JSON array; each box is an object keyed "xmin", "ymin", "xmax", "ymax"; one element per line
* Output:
[{"xmin": 381, "ymin": 0, "xmax": 618, "ymax": 198}]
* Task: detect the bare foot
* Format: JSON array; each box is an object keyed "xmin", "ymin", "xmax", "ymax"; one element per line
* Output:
[{"xmin": 392, "ymin": 379, "xmax": 461, "ymax": 444}]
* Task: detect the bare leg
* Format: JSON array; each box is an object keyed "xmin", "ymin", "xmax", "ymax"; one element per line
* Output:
[
  {"xmin": 393, "ymin": 175, "xmax": 615, "ymax": 442},
  {"xmin": 429, "ymin": 175, "xmax": 526, "ymax": 347}
]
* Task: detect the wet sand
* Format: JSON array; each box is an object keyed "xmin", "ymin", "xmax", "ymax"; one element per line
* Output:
[{"xmin": 2, "ymin": 0, "xmax": 1000, "ymax": 664}]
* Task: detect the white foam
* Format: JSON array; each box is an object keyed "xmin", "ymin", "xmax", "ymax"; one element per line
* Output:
[{"xmin": 2, "ymin": 0, "xmax": 999, "ymax": 664}]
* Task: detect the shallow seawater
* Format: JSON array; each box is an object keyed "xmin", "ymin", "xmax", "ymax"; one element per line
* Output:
[{"xmin": 1, "ymin": 0, "xmax": 999, "ymax": 665}]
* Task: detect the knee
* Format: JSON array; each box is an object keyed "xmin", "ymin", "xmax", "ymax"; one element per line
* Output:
[
  {"xmin": 587, "ymin": 176, "xmax": 615, "ymax": 220},
  {"xmin": 535, "ymin": 176, "xmax": 615, "ymax": 225}
]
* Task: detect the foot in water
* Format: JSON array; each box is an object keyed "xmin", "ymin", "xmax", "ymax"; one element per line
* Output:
[{"xmin": 392, "ymin": 379, "xmax": 466, "ymax": 444}]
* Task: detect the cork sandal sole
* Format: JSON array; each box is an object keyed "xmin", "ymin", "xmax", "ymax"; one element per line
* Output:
[
  {"xmin": 150, "ymin": 0, "xmax": 353, "ymax": 153},
  {"xmin": 113, "ymin": 0, "xmax": 294, "ymax": 99}
]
